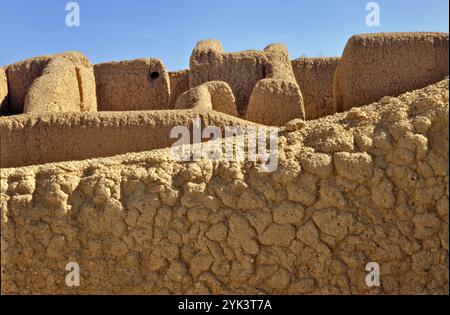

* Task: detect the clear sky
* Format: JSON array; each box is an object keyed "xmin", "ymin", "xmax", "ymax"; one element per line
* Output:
[{"xmin": 0, "ymin": 0, "xmax": 448, "ymax": 70}]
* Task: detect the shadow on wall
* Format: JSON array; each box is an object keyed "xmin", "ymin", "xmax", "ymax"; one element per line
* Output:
[{"xmin": 0, "ymin": 68, "xmax": 7, "ymax": 115}]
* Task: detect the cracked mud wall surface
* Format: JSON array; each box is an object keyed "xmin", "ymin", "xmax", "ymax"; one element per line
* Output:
[{"xmin": 1, "ymin": 79, "xmax": 449, "ymax": 294}]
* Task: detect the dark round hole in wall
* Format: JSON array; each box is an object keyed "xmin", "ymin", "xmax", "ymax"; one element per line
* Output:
[{"xmin": 150, "ymin": 71, "xmax": 160, "ymax": 80}]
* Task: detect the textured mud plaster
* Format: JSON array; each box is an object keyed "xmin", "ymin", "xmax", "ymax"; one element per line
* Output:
[
  {"xmin": 333, "ymin": 32, "xmax": 449, "ymax": 113},
  {"xmin": 0, "ymin": 110, "xmax": 258, "ymax": 168},
  {"xmin": 94, "ymin": 59, "xmax": 170, "ymax": 111},
  {"xmin": 169, "ymin": 70, "xmax": 190, "ymax": 108},
  {"xmin": 5, "ymin": 51, "xmax": 97, "ymax": 115},
  {"xmin": 292, "ymin": 57, "xmax": 340, "ymax": 120},
  {"xmin": 0, "ymin": 68, "xmax": 8, "ymax": 115},
  {"xmin": 190, "ymin": 40, "xmax": 304, "ymax": 125},
  {"xmin": 1, "ymin": 79, "xmax": 448, "ymax": 294},
  {"xmin": 175, "ymin": 81, "xmax": 238, "ymax": 117}
]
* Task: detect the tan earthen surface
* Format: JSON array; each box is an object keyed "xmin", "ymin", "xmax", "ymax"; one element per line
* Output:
[
  {"xmin": 292, "ymin": 57, "xmax": 340, "ymax": 120},
  {"xmin": 1, "ymin": 78, "xmax": 448, "ymax": 294},
  {"xmin": 5, "ymin": 51, "xmax": 97, "ymax": 115},
  {"xmin": 94, "ymin": 58, "xmax": 170, "ymax": 111},
  {"xmin": 0, "ymin": 68, "xmax": 8, "ymax": 115},
  {"xmin": 0, "ymin": 109, "xmax": 257, "ymax": 168},
  {"xmin": 333, "ymin": 32, "xmax": 449, "ymax": 113},
  {"xmin": 175, "ymin": 81, "xmax": 238, "ymax": 117},
  {"xmin": 190, "ymin": 40, "xmax": 305, "ymax": 125},
  {"xmin": 169, "ymin": 70, "xmax": 190, "ymax": 108}
]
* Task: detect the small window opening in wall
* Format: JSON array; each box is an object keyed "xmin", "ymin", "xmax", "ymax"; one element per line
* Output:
[{"xmin": 150, "ymin": 71, "xmax": 160, "ymax": 80}]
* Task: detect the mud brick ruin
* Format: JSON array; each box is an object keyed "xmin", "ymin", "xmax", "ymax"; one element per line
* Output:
[{"xmin": 0, "ymin": 32, "xmax": 449, "ymax": 294}]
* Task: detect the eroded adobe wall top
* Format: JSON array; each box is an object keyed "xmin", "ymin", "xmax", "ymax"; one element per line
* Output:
[
  {"xmin": 1, "ymin": 78, "xmax": 448, "ymax": 294},
  {"xmin": 333, "ymin": 32, "xmax": 449, "ymax": 113},
  {"xmin": 189, "ymin": 40, "xmax": 305, "ymax": 125},
  {"xmin": 5, "ymin": 51, "xmax": 97, "ymax": 115},
  {"xmin": 0, "ymin": 109, "xmax": 258, "ymax": 168}
]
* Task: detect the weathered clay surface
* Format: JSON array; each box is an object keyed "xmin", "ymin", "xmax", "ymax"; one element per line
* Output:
[
  {"xmin": 5, "ymin": 51, "xmax": 97, "ymax": 115},
  {"xmin": 333, "ymin": 32, "xmax": 449, "ymax": 113},
  {"xmin": 190, "ymin": 40, "xmax": 305, "ymax": 125},
  {"xmin": 94, "ymin": 58, "xmax": 170, "ymax": 111},
  {"xmin": 1, "ymin": 78, "xmax": 448, "ymax": 294},
  {"xmin": 169, "ymin": 70, "xmax": 190, "ymax": 108},
  {"xmin": 0, "ymin": 109, "xmax": 258, "ymax": 168},
  {"xmin": 0, "ymin": 68, "xmax": 8, "ymax": 115},
  {"xmin": 292, "ymin": 57, "xmax": 340, "ymax": 120},
  {"xmin": 175, "ymin": 81, "xmax": 238, "ymax": 117}
]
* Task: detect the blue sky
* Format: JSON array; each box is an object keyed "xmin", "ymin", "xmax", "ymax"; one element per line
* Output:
[{"xmin": 0, "ymin": 0, "xmax": 448, "ymax": 70}]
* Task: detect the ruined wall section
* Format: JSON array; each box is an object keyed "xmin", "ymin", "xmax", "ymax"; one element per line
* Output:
[
  {"xmin": 190, "ymin": 40, "xmax": 305, "ymax": 126},
  {"xmin": 169, "ymin": 70, "xmax": 190, "ymax": 108},
  {"xmin": 5, "ymin": 51, "xmax": 97, "ymax": 115},
  {"xmin": 333, "ymin": 32, "xmax": 449, "ymax": 113},
  {"xmin": 245, "ymin": 44, "xmax": 305, "ymax": 125},
  {"xmin": 292, "ymin": 57, "xmax": 340, "ymax": 120},
  {"xmin": 175, "ymin": 81, "xmax": 238, "ymax": 117},
  {"xmin": 94, "ymin": 59, "xmax": 170, "ymax": 111},
  {"xmin": 0, "ymin": 110, "xmax": 258, "ymax": 168},
  {"xmin": 1, "ymin": 79, "xmax": 448, "ymax": 294},
  {"xmin": 189, "ymin": 39, "xmax": 267, "ymax": 114}
]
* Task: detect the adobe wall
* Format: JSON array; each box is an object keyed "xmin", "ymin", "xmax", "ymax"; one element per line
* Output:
[
  {"xmin": 0, "ymin": 110, "xmax": 257, "ymax": 168},
  {"xmin": 333, "ymin": 32, "xmax": 449, "ymax": 113},
  {"xmin": 189, "ymin": 40, "xmax": 267, "ymax": 114},
  {"xmin": 5, "ymin": 51, "xmax": 97, "ymax": 115},
  {"xmin": 169, "ymin": 70, "xmax": 190, "ymax": 108},
  {"xmin": 245, "ymin": 44, "xmax": 305, "ymax": 126},
  {"xmin": 190, "ymin": 40, "xmax": 305, "ymax": 125},
  {"xmin": 175, "ymin": 81, "xmax": 238, "ymax": 117},
  {"xmin": 292, "ymin": 57, "xmax": 340, "ymax": 120},
  {"xmin": 1, "ymin": 78, "xmax": 448, "ymax": 294},
  {"xmin": 94, "ymin": 58, "xmax": 170, "ymax": 111},
  {"xmin": 0, "ymin": 68, "xmax": 7, "ymax": 115}
]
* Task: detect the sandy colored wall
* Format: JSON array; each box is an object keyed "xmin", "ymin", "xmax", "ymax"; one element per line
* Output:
[
  {"xmin": 245, "ymin": 44, "xmax": 305, "ymax": 126},
  {"xmin": 189, "ymin": 40, "xmax": 267, "ymax": 114},
  {"xmin": 292, "ymin": 57, "xmax": 340, "ymax": 120},
  {"xmin": 175, "ymin": 81, "xmax": 238, "ymax": 117},
  {"xmin": 169, "ymin": 70, "xmax": 190, "ymax": 108},
  {"xmin": 333, "ymin": 32, "xmax": 449, "ymax": 113},
  {"xmin": 1, "ymin": 78, "xmax": 448, "ymax": 294},
  {"xmin": 94, "ymin": 59, "xmax": 170, "ymax": 111},
  {"xmin": 0, "ymin": 68, "xmax": 7, "ymax": 115},
  {"xmin": 0, "ymin": 110, "xmax": 257, "ymax": 168},
  {"xmin": 5, "ymin": 51, "xmax": 97, "ymax": 115},
  {"xmin": 190, "ymin": 40, "xmax": 305, "ymax": 126}
]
